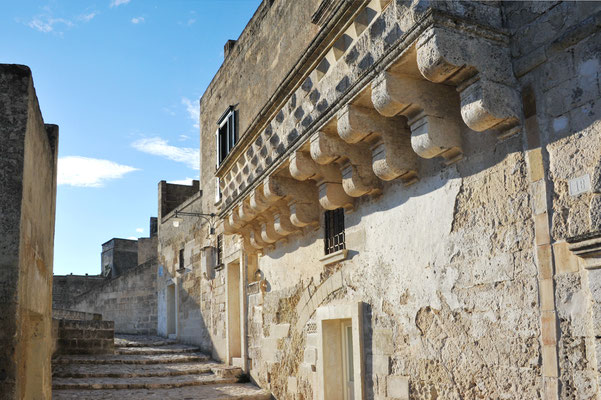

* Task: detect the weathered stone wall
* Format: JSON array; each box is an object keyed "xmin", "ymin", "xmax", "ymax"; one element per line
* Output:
[
  {"xmin": 54, "ymin": 319, "xmax": 115, "ymax": 355},
  {"xmin": 0, "ymin": 64, "xmax": 58, "ymax": 399},
  {"xmin": 505, "ymin": 1, "xmax": 601, "ymax": 398},
  {"xmin": 158, "ymin": 1, "xmax": 601, "ymax": 399},
  {"xmin": 159, "ymin": 180, "xmax": 200, "ymax": 217},
  {"xmin": 52, "ymin": 275, "xmax": 105, "ymax": 309},
  {"xmin": 199, "ymin": 0, "xmax": 323, "ymax": 209},
  {"xmin": 67, "ymin": 259, "xmax": 158, "ymax": 335}
]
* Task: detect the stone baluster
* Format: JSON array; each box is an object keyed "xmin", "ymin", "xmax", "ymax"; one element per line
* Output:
[
  {"xmin": 337, "ymin": 104, "xmax": 418, "ymax": 181},
  {"xmin": 416, "ymin": 26, "xmax": 521, "ymax": 137},
  {"xmin": 310, "ymin": 131, "xmax": 381, "ymax": 197},
  {"xmin": 371, "ymin": 71, "xmax": 463, "ymax": 164}
]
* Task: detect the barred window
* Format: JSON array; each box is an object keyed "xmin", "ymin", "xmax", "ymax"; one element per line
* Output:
[
  {"xmin": 216, "ymin": 234, "xmax": 223, "ymax": 267},
  {"xmin": 324, "ymin": 208, "xmax": 345, "ymax": 255},
  {"xmin": 179, "ymin": 248, "xmax": 184, "ymax": 271}
]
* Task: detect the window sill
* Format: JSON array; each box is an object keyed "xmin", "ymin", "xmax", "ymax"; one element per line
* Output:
[{"xmin": 319, "ymin": 249, "xmax": 348, "ymax": 266}]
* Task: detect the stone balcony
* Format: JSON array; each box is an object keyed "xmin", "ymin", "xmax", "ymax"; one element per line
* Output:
[{"xmin": 218, "ymin": 1, "xmax": 522, "ymax": 253}]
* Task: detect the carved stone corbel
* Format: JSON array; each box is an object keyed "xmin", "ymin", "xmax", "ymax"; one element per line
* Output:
[
  {"xmin": 273, "ymin": 201, "xmax": 303, "ymax": 233},
  {"xmin": 416, "ymin": 26, "xmax": 521, "ymax": 136},
  {"xmin": 310, "ymin": 131, "xmax": 381, "ymax": 197},
  {"xmin": 338, "ymin": 104, "xmax": 419, "ymax": 181},
  {"xmin": 289, "ymin": 150, "xmax": 354, "ymax": 210},
  {"xmin": 371, "ymin": 71, "xmax": 462, "ymax": 164},
  {"xmin": 238, "ymin": 197, "xmax": 257, "ymax": 222},
  {"xmin": 250, "ymin": 186, "xmax": 271, "ymax": 213},
  {"xmin": 258, "ymin": 213, "xmax": 283, "ymax": 244}
]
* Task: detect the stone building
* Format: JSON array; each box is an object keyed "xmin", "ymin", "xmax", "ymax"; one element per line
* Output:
[
  {"xmin": 156, "ymin": 1, "xmax": 601, "ymax": 398},
  {"xmin": 53, "ymin": 217, "xmax": 159, "ymax": 335},
  {"xmin": 0, "ymin": 64, "xmax": 59, "ymax": 399}
]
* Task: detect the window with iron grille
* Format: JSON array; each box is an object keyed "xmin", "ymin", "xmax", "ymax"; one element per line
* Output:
[
  {"xmin": 216, "ymin": 234, "xmax": 223, "ymax": 268},
  {"xmin": 324, "ymin": 208, "xmax": 345, "ymax": 255},
  {"xmin": 179, "ymin": 248, "xmax": 185, "ymax": 271}
]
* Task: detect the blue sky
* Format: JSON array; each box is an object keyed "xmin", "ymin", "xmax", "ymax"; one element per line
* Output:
[{"xmin": 1, "ymin": 0, "xmax": 261, "ymax": 275}]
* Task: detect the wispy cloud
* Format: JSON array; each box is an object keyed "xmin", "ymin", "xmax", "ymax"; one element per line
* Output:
[
  {"xmin": 110, "ymin": 0, "xmax": 131, "ymax": 7},
  {"xmin": 131, "ymin": 16, "xmax": 144, "ymax": 24},
  {"xmin": 28, "ymin": 15, "xmax": 73, "ymax": 33},
  {"xmin": 178, "ymin": 134, "xmax": 190, "ymax": 141},
  {"xmin": 168, "ymin": 177, "xmax": 196, "ymax": 185},
  {"xmin": 181, "ymin": 97, "xmax": 200, "ymax": 129},
  {"xmin": 132, "ymin": 137, "xmax": 199, "ymax": 170},
  {"xmin": 136, "ymin": 227, "xmax": 144, "ymax": 233},
  {"xmin": 58, "ymin": 156, "xmax": 139, "ymax": 187},
  {"xmin": 78, "ymin": 12, "xmax": 97, "ymax": 22},
  {"xmin": 127, "ymin": 236, "xmax": 137, "ymax": 240}
]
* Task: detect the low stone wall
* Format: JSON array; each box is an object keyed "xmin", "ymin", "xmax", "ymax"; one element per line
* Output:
[
  {"xmin": 54, "ymin": 319, "xmax": 114, "ymax": 355},
  {"xmin": 53, "ymin": 309, "xmax": 101, "ymax": 321},
  {"xmin": 67, "ymin": 259, "xmax": 158, "ymax": 335},
  {"xmin": 53, "ymin": 275, "xmax": 106, "ymax": 309}
]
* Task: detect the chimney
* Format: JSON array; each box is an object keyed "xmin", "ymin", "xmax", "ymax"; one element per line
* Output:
[{"xmin": 224, "ymin": 39, "xmax": 237, "ymax": 59}]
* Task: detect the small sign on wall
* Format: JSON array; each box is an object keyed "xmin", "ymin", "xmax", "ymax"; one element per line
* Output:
[
  {"xmin": 569, "ymin": 174, "xmax": 591, "ymax": 197},
  {"xmin": 158, "ymin": 265, "xmax": 163, "ymax": 277}
]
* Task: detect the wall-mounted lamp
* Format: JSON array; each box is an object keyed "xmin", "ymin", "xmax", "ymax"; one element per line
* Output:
[{"xmin": 172, "ymin": 210, "xmax": 216, "ymax": 234}]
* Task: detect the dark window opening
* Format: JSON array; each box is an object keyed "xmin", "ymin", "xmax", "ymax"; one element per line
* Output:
[
  {"xmin": 324, "ymin": 208, "xmax": 345, "ymax": 255},
  {"xmin": 179, "ymin": 248, "xmax": 185, "ymax": 271},
  {"xmin": 217, "ymin": 107, "xmax": 237, "ymax": 166},
  {"xmin": 216, "ymin": 234, "xmax": 223, "ymax": 268}
]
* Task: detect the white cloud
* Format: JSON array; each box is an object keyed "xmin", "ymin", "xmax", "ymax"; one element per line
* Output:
[
  {"xmin": 168, "ymin": 177, "xmax": 196, "ymax": 185},
  {"xmin": 132, "ymin": 137, "xmax": 199, "ymax": 170},
  {"xmin": 131, "ymin": 16, "xmax": 144, "ymax": 24},
  {"xmin": 126, "ymin": 236, "xmax": 137, "ymax": 240},
  {"xmin": 78, "ymin": 12, "xmax": 97, "ymax": 22},
  {"xmin": 110, "ymin": 0, "xmax": 131, "ymax": 7},
  {"xmin": 136, "ymin": 228, "xmax": 144, "ymax": 233},
  {"xmin": 178, "ymin": 134, "xmax": 190, "ymax": 141},
  {"xmin": 58, "ymin": 156, "xmax": 138, "ymax": 187},
  {"xmin": 28, "ymin": 16, "xmax": 73, "ymax": 33},
  {"xmin": 181, "ymin": 97, "xmax": 200, "ymax": 129}
]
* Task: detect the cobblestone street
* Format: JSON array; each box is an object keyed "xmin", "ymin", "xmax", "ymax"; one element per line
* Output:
[{"xmin": 52, "ymin": 335, "xmax": 271, "ymax": 399}]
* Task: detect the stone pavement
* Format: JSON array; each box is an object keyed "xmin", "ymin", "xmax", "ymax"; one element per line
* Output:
[{"xmin": 52, "ymin": 335, "xmax": 271, "ymax": 399}]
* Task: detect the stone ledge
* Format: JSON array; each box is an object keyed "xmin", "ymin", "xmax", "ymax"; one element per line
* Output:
[
  {"xmin": 319, "ymin": 249, "xmax": 348, "ymax": 265},
  {"xmin": 567, "ymin": 232, "xmax": 601, "ymax": 269}
]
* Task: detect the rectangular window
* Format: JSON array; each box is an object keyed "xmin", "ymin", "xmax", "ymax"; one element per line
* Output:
[
  {"xmin": 216, "ymin": 106, "xmax": 237, "ymax": 166},
  {"xmin": 324, "ymin": 208, "xmax": 345, "ymax": 255},
  {"xmin": 179, "ymin": 248, "xmax": 185, "ymax": 271},
  {"xmin": 216, "ymin": 234, "xmax": 223, "ymax": 268}
]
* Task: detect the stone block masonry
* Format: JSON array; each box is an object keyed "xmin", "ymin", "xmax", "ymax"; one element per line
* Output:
[
  {"xmin": 55, "ymin": 319, "xmax": 115, "ymax": 355},
  {"xmin": 66, "ymin": 259, "xmax": 158, "ymax": 335},
  {"xmin": 0, "ymin": 64, "xmax": 58, "ymax": 399}
]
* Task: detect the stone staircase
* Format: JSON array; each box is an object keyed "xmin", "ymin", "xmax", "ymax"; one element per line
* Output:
[{"xmin": 52, "ymin": 335, "xmax": 271, "ymax": 399}]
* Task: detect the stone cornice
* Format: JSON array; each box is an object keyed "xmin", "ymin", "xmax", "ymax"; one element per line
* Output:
[{"xmin": 218, "ymin": 8, "xmax": 515, "ymax": 219}]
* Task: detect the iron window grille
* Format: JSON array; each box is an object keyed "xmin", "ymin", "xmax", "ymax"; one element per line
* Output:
[
  {"xmin": 178, "ymin": 248, "xmax": 185, "ymax": 271},
  {"xmin": 324, "ymin": 208, "xmax": 345, "ymax": 255},
  {"xmin": 215, "ymin": 234, "xmax": 224, "ymax": 270},
  {"xmin": 216, "ymin": 106, "xmax": 237, "ymax": 166}
]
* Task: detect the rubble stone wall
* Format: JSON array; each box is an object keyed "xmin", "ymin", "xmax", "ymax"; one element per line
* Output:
[{"xmin": 52, "ymin": 275, "xmax": 105, "ymax": 309}]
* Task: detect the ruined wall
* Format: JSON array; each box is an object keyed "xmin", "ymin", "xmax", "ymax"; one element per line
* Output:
[
  {"xmin": 67, "ymin": 259, "xmax": 158, "ymax": 334},
  {"xmin": 0, "ymin": 64, "xmax": 58, "ymax": 399},
  {"xmin": 52, "ymin": 275, "xmax": 105, "ymax": 309}
]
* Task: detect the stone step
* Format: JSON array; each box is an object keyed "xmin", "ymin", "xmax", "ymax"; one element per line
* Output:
[
  {"xmin": 114, "ymin": 335, "xmax": 178, "ymax": 348},
  {"xmin": 52, "ymin": 373, "xmax": 237, "ymax": 390},
  {"xmin": 53, "ymin": 361, "xmax": 216, "ymax": 378},
  {"xmin": 53, "ymin": 352, "xmax": 210, "ymax": 365},
  {"xmin": 115, "ymin": 344, "xmax": 201, "ymax": 355},
  {"xmin": 52, "ymin": 383, "xmax": 272, "ymax": 399}
]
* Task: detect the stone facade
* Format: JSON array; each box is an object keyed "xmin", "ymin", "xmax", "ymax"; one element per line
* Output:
[
  {"xmin": 156, "ymin": 1, "xmax": 601, "ymax": 399},
  {"xmin": 0, "ymin": 64, "xmax": 59, "ymax": 399}
]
